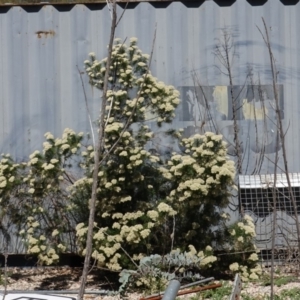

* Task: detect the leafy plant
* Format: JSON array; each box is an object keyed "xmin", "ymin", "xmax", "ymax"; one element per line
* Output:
[
  {"xmin": 0, "ymin": 39, "xmax": 239, "ymax": 287},
  {"xmin": 280, "ymin": 287, "xmax": 300, "ymax": 298},
  {"xmin": 119, "ymin": 246, "xmax": 217, "ymax": 295},
  {"xmin": 190, "ymin": 281, "xmax": 231, "ymax": 300},
  {"xmin": 224, "ymin": 215, "xmax": 263, "ymax": 282},
  {"xmin": 262, "ymin": 275, "xmax": 298, "ymax": 287}
]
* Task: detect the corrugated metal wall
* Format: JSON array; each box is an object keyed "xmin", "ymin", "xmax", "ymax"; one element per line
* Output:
[
  {"xmin": 1, "ymin": 0, "xmax": 300, "ymax": 252},
  {"xmin": 0, "ymin": 0, "xmax": 298, "ymax": 170}
]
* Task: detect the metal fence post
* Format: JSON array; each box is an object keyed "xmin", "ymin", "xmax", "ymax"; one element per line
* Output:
[
  {"xmin": 161, "ymin": 280, "xmax": 181, "ymax": 300},
  {"xmin": 229, "ymin": 274, "xmax": 242, "ymax": 300}
]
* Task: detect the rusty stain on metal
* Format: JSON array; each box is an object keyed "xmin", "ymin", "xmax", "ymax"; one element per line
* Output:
[
  {"xmin": 139, "ymin": 283, "xmax": 222, "ymax": 300},
  {"xmin": 36, "ymin": 30, "xmax": 55, "ymax": 38}
]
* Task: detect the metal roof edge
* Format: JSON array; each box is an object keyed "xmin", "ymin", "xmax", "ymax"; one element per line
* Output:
[{"xmin": 0, "ymin": 0, "xmax": 279, "ymax": 8}]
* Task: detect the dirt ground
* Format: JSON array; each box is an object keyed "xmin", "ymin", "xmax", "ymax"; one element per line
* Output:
[{"xmin": 0, "ymin": 266, "xmax": 300, "ymax": 299}]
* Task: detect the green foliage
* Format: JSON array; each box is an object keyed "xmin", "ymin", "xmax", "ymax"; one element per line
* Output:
[
  {"xmin": 164, "ymin": 133, "xmax": 236, "ymax": 250},
  {"xmin": 189, "ymin": 280, "xmax": 300, "ymax": 300},
  {"xmin": 273, "ymin": 276, "xmax": 298, "ymax": 287},
  {"xmin": 72, "ymin": 38, "xmax": 235, "ymax": 272},
  {"xmin": 194, "ymin": 281, "xmax": 231, "ymax": 300},
  {"xmin": 119, "ymin": 246, "xmax": 217, "ymax": 294},
  {"xmin": 262, "ymin": 275, "xmax": 298, "ymax": 287},
  {"xmin": 0, "ymin": 38, "xmax": 240, "ymax": 283},
  {"xmin": 280, "ymin": 287, "xmax": 300, "ymax": 298},
  {"xmin": 0, "ymin": 129, "xmax": 83, "ymax": 264},
  {"xmin": 219, "ymin": 215, "xmax": 263, "ymax": 282}
]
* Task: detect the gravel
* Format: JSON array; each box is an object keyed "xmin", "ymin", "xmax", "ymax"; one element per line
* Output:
[{"xmin": 0, "ymin": 267, "xmax": 299, "ymax": 299}]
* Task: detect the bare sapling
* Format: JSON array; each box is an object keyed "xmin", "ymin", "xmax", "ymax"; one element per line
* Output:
[
  {"xmin": 257, "ymin": 17, "xmax": 300, "ymax": 299},
  {"xmin": 77, "ymin": 1, "xmax": 117, "ymax": 298},
  {"xmin": 214, "ymin": 29, "xmax": 243, "ymax": 175}
]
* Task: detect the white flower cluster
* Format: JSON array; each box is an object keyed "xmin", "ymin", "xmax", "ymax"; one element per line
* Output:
[
  {"xmin": 21, "ymin": 214, "xmax": 65, "ymax": 266},
  {"xmin": 197, "ymin": 245, "xmax": 217, "ymax": 268},
  {"xmin": 229, "ymin": 261, "xmax": 262, "ymax": 282},
  {"xmin": 0, "ymin": 175, "xmax": 7, "ymax": 189},
  {"xmin": 25, "ymin": 128, "xmax": 84, "ymax": 200},
  {"xmin": 125, "ymin": 146, "xmax": 153, "ymax": 171},
  {"xmin": 167, "ymin": 132, "xmax": 235, "ymax": 205},
  {"xmin": 229, "ymin": 215, "xmax": 258, "ymax": 256},
  {"xmin": 0, "ymin": 154, "xmax": 19, "ymax": 193},
  {"xmin": 157, "ymin": 202, "xmax": 176, "ymax": 216},
  {"xmin": 147, "ymin": 210, "xmax": 159, "ymax": 221},
  {"xmin": 39, "ymin": 248, "xmax": 60, "ymax": 266},
  {"xmin": 90, "ymin": 223, "xmax": 141, "ymax": 271},
  {"xmin": 82, "ymin": 203, "xmax": 162, "ymax": 272},
  {"xmin": 199, "ymin": 255, "xmax": 217, "ymax": 267},
  {"xmin": 42, "ymin": 128, "xmax": 81, "ymax": 156},
  {"xmin": 232, "ymin": 214, "xmax": 256, "ymax": 240},
  {"xmin": 105, "ymin": 122, "xmax": 124, "ymax": 133},
  {"xmin": 84, "ymin": 38, "xmax": 180, "ymax": 127},
  {"xmin": 85, "ymin": 39, "xmax": 139, "ymax": 90},
  {"xmin": 228, "ymin": 215, "xmax": 262, "ymax": 282},
  {"xmin": 76, "ymin": 223, "xmax": 88, "ymax": 239},
  {"xmin": 78, "ymin": 223, "xmax": 123, "ymax": 271},
  {"xmin": 134, "ymin": 73, "xmax": 180, "ymax": 124}
]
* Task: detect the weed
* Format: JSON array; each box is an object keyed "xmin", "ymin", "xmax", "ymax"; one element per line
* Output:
[
  {"xmin": 263, "ymin": 276, "xmax": 298, "ymax": 287},
  {"xmin": 181, "ymin": 278, "xmax": 300, "ymax": 300},
  {"xmin": 280, "ymin": 287, "xmax": 300, "ymax": 299},
  {"xmin": 187, "ymin": 281, "xmax": 231, "ymax": 300}
]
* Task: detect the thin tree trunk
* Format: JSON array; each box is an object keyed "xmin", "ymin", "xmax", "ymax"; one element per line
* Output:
[
  {"xmin": 270, "ymin": 133, "xmax": 279, "ymax": 300},
  {"xmin": 214, "ymin": 30, "xmax": 244, "ymax": 215},
  {"xmin": 259, "ymin": 18, "xmax": 300, "ymax": 253},
  {"xmin": 258, "ymin": 17, "xmax": 300, "ymax": 298},
  {"xmin": 225, "ymin": 43, "xmax": 242, "ymax": 175},
  {"xmin": 77, "ymin": 2, "xmax": 117, "ymax": 299}
]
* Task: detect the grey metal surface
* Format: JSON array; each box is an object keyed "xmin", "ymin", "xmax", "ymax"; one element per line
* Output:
[
  {"xmin": 143, "ymin": 277, "xmax": 215, "ymax": 300},
  {"xmin": 0, "ymin": 293, "xmax": 76, "ymax": 300},
  {"xmin": 0, "ymin": 1, "xmax": 296, "ymax": 174},
  {"xmin": 229, "ymin": 274, "xmax": 242, "ymax": 300},
  {"xmin": 161, "ymin": 280, "xmax": 180, "ymax": 300},
  {"xmin": 0, "ymin": 1, "xmax": 300, "ymax": 253}
]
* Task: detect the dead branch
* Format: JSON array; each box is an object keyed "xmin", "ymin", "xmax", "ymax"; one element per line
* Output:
[{"xmin": 258, "ymin": 17, "xmax": 300, "ymax": 298}]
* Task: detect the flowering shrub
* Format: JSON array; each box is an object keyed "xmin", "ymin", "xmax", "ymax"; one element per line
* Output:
[
  {"xmin": 71, "ymin": 128, "xmax": 234, "ymax": 271},
  {"xmin": 0, "ymin": 128, "xmax": 84, "ymax": 263},
  {"xmin": 163, "ymin": 132, "xmax": 236, "ymax": 249},
  {"xmin": 119, "ymin": 244, "xmax": 217, "ymax": 294},
  {"xmin": 226, "ymin": 214, "xmax": 262, "ymax": 281},
  {"xmin": 84, "ymin": 37, "xmax": 179, "ymax": 126},
  {"xmin": 0, "ymin": 38, "xmax": 238, "ymax": 278}
]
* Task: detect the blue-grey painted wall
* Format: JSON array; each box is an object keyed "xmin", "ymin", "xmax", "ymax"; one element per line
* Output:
[
  {"xmin": 0, "ymin": 0, "xmax": 298, "ymax": 175},
  {"xmin": 0, "ymin": 0, "xmax": 300, "ymax": 252}
]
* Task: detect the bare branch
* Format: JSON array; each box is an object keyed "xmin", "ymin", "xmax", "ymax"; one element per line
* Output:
[
  {"xmin": 77, "ymin": 1, "xmax": 118, "ymax": 298},
  {"xmin": 258, "ymin": 18, "xmax": 300, "ymax": 299},
  {"xmin": 116, "ymin": 2, "xmax": 129, "ymax": 27}
]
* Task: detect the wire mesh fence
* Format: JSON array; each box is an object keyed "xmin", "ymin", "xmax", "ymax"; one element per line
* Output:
[{"xmin": 240, "ymin": 173, "xmax": 300, "ymax": 266}]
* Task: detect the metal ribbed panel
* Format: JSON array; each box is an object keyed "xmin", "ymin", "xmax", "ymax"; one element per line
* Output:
[
  {"xmin": 1, "ymin": 0, "xmax": 300, "ymax": 253},
  {"xmin": 0, "ymin": 0, "xmax": 298, "ymax": 172}
]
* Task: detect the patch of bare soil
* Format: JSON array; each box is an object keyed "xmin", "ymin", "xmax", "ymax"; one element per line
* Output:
[
  {"xmin": 0, "ymin": 267, "xmax": 126, "ymax": 299},
  {"xmin": 1, "ymin": 266, "xmax": 300, "ymax": 299}
]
